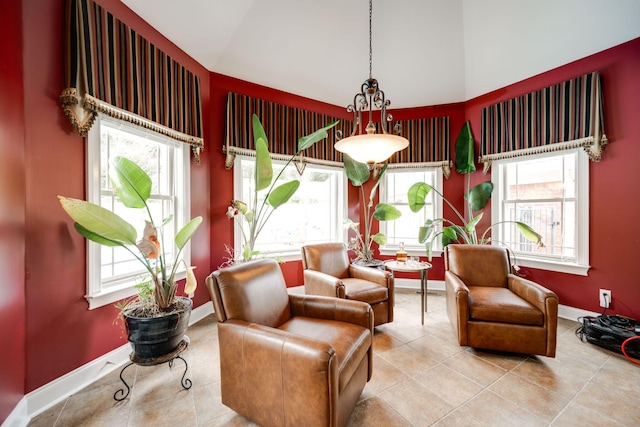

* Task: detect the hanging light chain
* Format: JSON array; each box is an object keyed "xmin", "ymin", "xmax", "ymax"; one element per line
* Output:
[{"xmin": 369, "ymin": 0, "xmax": 373, "ymax": 79}]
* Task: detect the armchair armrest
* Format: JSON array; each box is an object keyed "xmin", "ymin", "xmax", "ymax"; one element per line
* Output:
[
  {"xmin": 289, "ymin": 293, "xmax": 374, "ymax": 331},
  {"xmin": 445, "ymin": 270, "xmax": 470, "ymax": 344},
  {"xmin": 304, "ymin": 269, "xmax": 345, "ymax": 298},
  {"xmin": 349, "ymin": 264, "xmax": 392, "ymax": 287},
  {"xmin": 218, "ymin": 319, "xmax": 339, "ymax": 426},
  {"xmin": 289, "ymin": 294, "xmax": 374, "ymax": 334},
  {"xmin": 508, "ymin": 274, "xmax": 559, "ymax": 316}
]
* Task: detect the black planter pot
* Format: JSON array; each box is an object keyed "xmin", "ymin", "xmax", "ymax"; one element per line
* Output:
[{"xmin": 123, "ymin": 297, "xmax": 193, "ymax": 360}]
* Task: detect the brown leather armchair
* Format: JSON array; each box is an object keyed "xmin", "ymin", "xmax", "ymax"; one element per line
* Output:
[
  {"xmin": 206, "ymin": 258, "xmax": 374, "ymax": 427},
  {"xmin": 445, "ymin": 245, "xmax": 558, "ymax": 357},
  {"xmin": 301, "ymin": 242, "xmax": 394, "ymax": 327}
]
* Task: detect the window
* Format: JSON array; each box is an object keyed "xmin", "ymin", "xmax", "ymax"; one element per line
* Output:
[
  {"xmin": 233, "ymin": 157, "xmax": 345, "ymax": 260},
  {"xmin": 491, "ymin": 149, "xmax": 589, "ymax": 275},
  {"xmin": 379, "ymin": 168, "xmax": 443, "ymax": 256},
  {"xmin": 86, "ymin": 114, "xmax": 192, "ymax": 309}
]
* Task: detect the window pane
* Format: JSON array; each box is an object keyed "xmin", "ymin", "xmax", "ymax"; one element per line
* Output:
[
  {"xmin": 498, "ymin": 152, "xmax": 578, "ymax": 262},
  {"xmin": 381, "ymin": 169, "xmax": 439, "ymax": 248},
  {"xmin": 98, "ymin": 119, "xmax": 182, "ymax": 288},
  {"xmin": 237, "ymin": 158, "xmax": 343, "ymax": 256}
]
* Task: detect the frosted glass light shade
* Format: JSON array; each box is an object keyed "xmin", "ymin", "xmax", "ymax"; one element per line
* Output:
[{"xmin": 335, "ymin": 133, "xmax": 409, "ymax": 164}]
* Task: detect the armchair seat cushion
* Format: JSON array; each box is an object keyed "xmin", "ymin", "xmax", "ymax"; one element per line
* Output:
[
  {"xmin": 468, "ymin": 286, "xmax": 544, "ymax": 326},
  {"xmin": 278, "ymin": 316, "xmax": 371, "ymax": 393},
  {"xmin": 343, "ymin": 278, "xmax": 388, "ymax": 304}
]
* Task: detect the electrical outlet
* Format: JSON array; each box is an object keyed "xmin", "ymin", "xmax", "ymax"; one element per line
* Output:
[{"xmin": 599, "ymin": 289, "xmax": 611, "ymax": 308}]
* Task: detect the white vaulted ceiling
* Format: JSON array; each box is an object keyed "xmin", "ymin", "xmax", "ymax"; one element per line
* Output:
[{"xmin": 121, "ymin": 0, "xmax": 640, "ymax": 108}]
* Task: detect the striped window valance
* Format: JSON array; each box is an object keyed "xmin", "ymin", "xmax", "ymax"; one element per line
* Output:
[
  {"xmin": 60, "ymin": 0, "xmax": 204, "ymax": 163},
  {"xmin": 480, "ymin": 71, "xmax": 607, "ymax": 172},
  {"xmin": 387, "ymin": 116, "xmax": 451, "ymax": 177},
  {"xmin": 225, "ymin": 92, "xmax": 351, "ymax": 171},
  {"xmin": 225, "ymin": 92, "xmax": 451, "ymax": 176}
]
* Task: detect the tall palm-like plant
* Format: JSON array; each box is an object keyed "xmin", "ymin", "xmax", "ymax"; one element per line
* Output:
[
  {"xmin": 343, "ymin": 154, "xmax": 402, "ymax": 263},
  {"xmin": 58, "ymin": 156, "xmax": 202, "ymax": 312},
  {"xmin": 408, "ymin": 121, "xmax": 543, "ymax": 259},
  {"xmin": 226, "ymin": 114, "xmax": 338, "ymax": 262}
]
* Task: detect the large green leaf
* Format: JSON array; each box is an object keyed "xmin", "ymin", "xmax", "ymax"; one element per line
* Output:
[
  {"xmin": 175, "ymin": 216, "xmax": 203, "ymax": 250},
  {"xmin": 515, "ymin": 221, "xmax": 544, "ymax": 247},
  {"xmin": 369, "ymin": 163, "xmax": 388, "ymax": 202},
  {"xmin": 373, "ymin": 203, "xmax": 402, "ymax": 221},
  {"xmin": 407, "ymin": 182, "xmax": 433, "ymax": 213},
  {"xmin": 418, "ymin": 220, "xmax": 435, "ymax": 244},
  {"xmin": 371, "ymin": 233, "xmax": 386, "ymax": 245},
  {"xmin": 465, "ymin": 181, "xmax": 494, "ymax": 211},
  {"xmin": 454, "ymin": 121, "xmax": 476, "ymax": 174},
  {"xmin": 442, "ymin": 226, "xmax": 459, "ymax": 241},
  {"xmin": 465, "ymin": 213, "xmax": 484, "ymax": 234},
  {"xmin": 343, "ymin": 154, "xmax": 370, "ymax": 186},
  {"xmin": 343, "ymin": 217, "xmax": 359, "ymax": 231},
  {"xmin": 74, "ymin": 223, "xmax": 122, "ymax": 247},
  {"xmin": 109, "ymin": 156, "xmax": 152, "ymax": 209},
  {"xmin": 58, "ymin": 196, "xmax": 137, "ymax": 245},
  {"xmin": 267, "ymin": 180, "xmax": 300, "ymax": 208},
  {"xmin": 254, "ymin": 137, "xmax": 273, "ymax": 191},
  {"xmin": 298, "ymin": 120, "xmax": 339, "ymax": 151},
  {"xmin": 252, "ymin": 114, "xmax": 268, "ymax": 149}
]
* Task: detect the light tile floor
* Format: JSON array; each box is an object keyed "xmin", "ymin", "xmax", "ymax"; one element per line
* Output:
[{"xmin": 29, "ymin": 289, "xmax": 640, "ymax": 426}]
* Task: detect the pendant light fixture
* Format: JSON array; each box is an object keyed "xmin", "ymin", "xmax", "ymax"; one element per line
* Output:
[{"xmin": 334, "ymin": 0, "xmax": 409, "ymax": 166}]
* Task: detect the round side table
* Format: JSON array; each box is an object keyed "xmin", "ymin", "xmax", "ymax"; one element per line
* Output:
[{"xmin": 384, "ymin": 260, "xmax": 433, "ymax": 325}]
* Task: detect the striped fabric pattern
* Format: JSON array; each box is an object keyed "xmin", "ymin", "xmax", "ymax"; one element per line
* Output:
[
  {"xmin": 390, "ymin": 117, "xmax": 450, "ymax": 164},
  {"xmin": 225, "ymin": 92, "xmax": 350, "ymax": 165},
  {"xmin": 225, "ymin": 93, "xmax": 450, "ymax": 170},
  {"xmin": 480, "ymin": 71, "xmax": 606, "ymax": 166},
  {"xmin": 60, "ymin": 0, "xmax": 204, "ymax": 158}
]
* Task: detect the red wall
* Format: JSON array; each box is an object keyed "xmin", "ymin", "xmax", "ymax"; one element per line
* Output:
[
  {"xmin": 464, "ymin": 38, "xmax": 640, "ymax": 320},
  {"xmin": 0, "ymin": 0, "xmax": 27, "ymax": 420},
  {"xmin": 21, "ymin": 0, "xmax": 211, "ymax": 393}
]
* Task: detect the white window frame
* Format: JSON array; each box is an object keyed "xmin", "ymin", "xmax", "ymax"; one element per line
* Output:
[
  {"xmin": 85, "ymin": 114, "xmax": 192, "ymax": 309},
  {"xmin": 233, "ymin": 156, "xmax": 347, "ymax": 261},
  {"xmin": 379, "ymin": 167, "xmax": 444, "ymax": 258},
  {"xmin": 491, "ymin": 148, "xmax": 590, "ymax": 275}
]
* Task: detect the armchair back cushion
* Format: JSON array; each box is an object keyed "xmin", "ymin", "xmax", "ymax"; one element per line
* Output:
[
  {"xmin": 301, "ymin": 242, "xmax": 350, "ymax": 278},
  {"xmin": 445, "ymin": 244, "xmax": 510, "ymax": 288},
  {"xmin": 207, "ymin": 257, "xmax": 291, "ymax": 327}
]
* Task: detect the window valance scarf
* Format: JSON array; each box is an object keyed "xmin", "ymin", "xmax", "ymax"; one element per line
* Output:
[
  {"xmin": 224, "ymin": 92, "xmax": 350, "ymax": 173},
  {"xmin": 60, "ymin": 0, "xmax": 204, "ymax": 163},
  {"xmin": 479, "ymin": 71, "xmax": 607, "ymax": 172},
  {"xmin": 225, "ymin": 92, "xmax": 451, "ymax": 176},
  {"xmin": 385, "ymin": 116, "xmax": 451, "ymax": 178}
]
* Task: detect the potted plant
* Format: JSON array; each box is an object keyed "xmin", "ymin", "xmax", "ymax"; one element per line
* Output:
[
  {"xmin": 342, "ymin": 154, "xmax": 402, "ymax": 266},
  {"xmin": 225, "ymin": 114, "xmax": 338, "ymax": 263},
  {"xmin": 58, "ymin": 156, "xmax": 202, "ymax": 359},
  {"xmin": 407, "ymin": 121, "xmax": 543, "ymax": 259}
]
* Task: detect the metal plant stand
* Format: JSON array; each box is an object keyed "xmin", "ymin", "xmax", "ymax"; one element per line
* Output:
[{"xmin": 114, "ymin": 338, "xmax": 192, "ymax": 401}]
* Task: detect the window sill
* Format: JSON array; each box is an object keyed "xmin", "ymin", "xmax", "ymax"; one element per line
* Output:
[
  {"xmin": 86, "ymin": 285, "xmax": 139, "ymax": 310},
  {"xmin": 512, "ymin": 256, "xmax": 590, "ymax": 276},
  {"xmin": 87, "ymin": 270, "xmax": 187, "ymax": 310}
]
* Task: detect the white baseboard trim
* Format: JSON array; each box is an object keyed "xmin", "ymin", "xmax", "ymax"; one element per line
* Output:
[
  {"xmin": 395, "ymin": 278, "xmax": 445, "ymax": 292},
  {"xmin": 5, "ymin": 302, "xmax": 214, "ymax": 427},
  {"xmin": 2, "ymin": 396, "xmax": 28, "ymax": 427}
]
